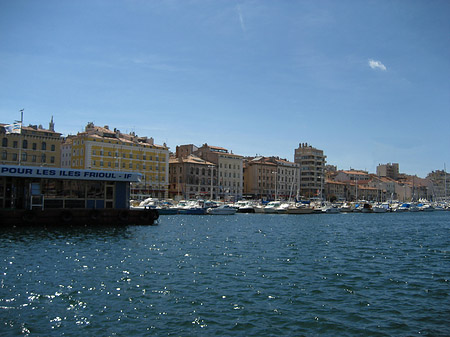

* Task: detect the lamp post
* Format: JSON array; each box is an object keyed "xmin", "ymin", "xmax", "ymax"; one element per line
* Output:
[
  {"xmin": 272, "ymin": 170, "xmax": 278, "ymax": 200},
  {"xmin": 208, "ymin": 165, "xmax": 214, "ymax": 200}
]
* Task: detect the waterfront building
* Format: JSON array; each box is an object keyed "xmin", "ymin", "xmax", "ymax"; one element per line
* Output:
[
  {"xmin": 335, "ymin": 169, "xmax": 370, "ymax": 183},
  {"xmin": 377, "ymin": 163, "xmax": 399, "ymax": 180},
  {"xmin": 1, "ymin": 118, "xmax": 62, "ymax": 167},
  {"xmin": 62, "ymin": 123, "xmax": 169, "ymax": 199},
  {"xmin": 325, "ymin": 180, "xmax": 347, "ymax": 201},
  {"xmin": 368, "ymin": 176, "xmax": 397, "ymax": 201},
  {"xmin": 168, "ymin": 154, "xmax": 217, "ymax": 200},
  {"xmin": 348, "ymin": 183, "xmax": 378, "ymax": 201},
  {"xmin": 243, "ymin": 157, "xmax": 277, "ymax": 200},
  {"xmin": 194, "ymin": 144, "xmax": 243, "ymax": 201},
  {"xmin": 243, "ymin": 156, "xmax": 299, "ymax": 200},
  {"xmin": 0, "ymin": 164, "xmax": 158, "ymax": 226},
  {"xmin": 294, "ymin": 143, "xmax": 326, "ymax": 199},
  {"xmin": 273, "ymin": 158, "xmax": 300, "ymax": 200},
  {"xmin": 427, "ymin": 169, "xmax": 449, "ymax": 201},
  {"xmin": 0, "ymin": 164, "xmax": 140, "ymax": 210}
]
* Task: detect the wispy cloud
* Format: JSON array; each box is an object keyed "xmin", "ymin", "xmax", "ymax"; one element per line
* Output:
[
  {"xmin": 236, "ymin": 5, "xmax": 246, "ymax": 33},
  {"xmin": 368, "ymin": 59, "xmax": 387, "ymax": 71}
]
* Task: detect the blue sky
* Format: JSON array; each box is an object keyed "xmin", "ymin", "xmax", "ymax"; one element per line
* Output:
[{"xmin": 1, "ymin": 0, "xmax": 449, "ymax": 177}]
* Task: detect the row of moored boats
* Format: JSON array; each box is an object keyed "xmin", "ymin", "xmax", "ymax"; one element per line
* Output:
[{"xmin": 131, "ymin": 198, "xmax": 450, "ymax": 215}]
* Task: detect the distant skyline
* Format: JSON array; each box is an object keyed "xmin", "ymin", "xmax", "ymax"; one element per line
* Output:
[{"xmin": 1, "ymin": 0, "xmax": 449, "ymax": 178}]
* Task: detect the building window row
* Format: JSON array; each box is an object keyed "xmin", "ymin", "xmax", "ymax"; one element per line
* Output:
[{"xmin": 1, "ymin": 138, "xmax": 56, "ymax": 151}]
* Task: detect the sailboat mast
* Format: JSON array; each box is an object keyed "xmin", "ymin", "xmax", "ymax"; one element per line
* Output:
[{"xmin": 445, "ymin": 163, "xmax": 447, "ymax": 201}]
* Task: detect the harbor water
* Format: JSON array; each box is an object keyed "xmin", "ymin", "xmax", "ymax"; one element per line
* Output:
[{"xmin": 1, "ymin": 212, "xmax": 449, "ymax": 336}]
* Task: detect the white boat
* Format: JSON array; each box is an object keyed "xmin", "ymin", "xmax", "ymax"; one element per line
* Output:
[
  {"xmin": 207, "ymin": 205, "xmax": 237, "ymax": 215},
  {"xmin": 264, "ymin": 201, "xmax": 282, "ymax": 213},
  {"xmin": 395, "ymin": 203, "xmax": 410, "ymax": 212},
  {"xmin": 420, "ymin": 204, "xmax": 434, "ymax": 212},
  {"xmin": 276, "ymin": 203, "xmax": 292, "ymax": 214},
  {"xmin": 286, "ymin": 204, "xmax": 315, "ymax": 214},
  {"xmin": 372, "ymin": 204, "xmax": 388, "ymax": 213},
  {"xmin": 340, "ymin": 203, "xmax": 354, "ymax": 213},
  {"xmin": 322, "ymin": 205, "xmax": 341, "ymax": 213},
  {"xmin": 235, "ymin": 201, "xmax": 256, "ymax": 213},
  {"xmin": 253, "ymin": 205, "xmax": 265, "ymax": 213}
]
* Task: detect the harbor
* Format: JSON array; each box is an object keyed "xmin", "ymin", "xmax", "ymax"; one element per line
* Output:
[
  {"xmin": 1, "ymin": 211, "xmax": 448, "ymax": 336},
  {"xmin": 132, "ymin": 197, "xmax": 450, "ymax": 215}
]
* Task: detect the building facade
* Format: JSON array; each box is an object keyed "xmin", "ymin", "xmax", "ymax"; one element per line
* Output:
[
  {"xmin": 1, "ymin": 119, "xmax": 62, "ymax": 168},
  {"xmin": 194, "ymin": 144, "xmax": 243, "ymax": 201},
  {"xmin": 243, "ymin": 157, "xmax": 277, "ymax": 199},
  {"xmin": 62, "ymin": 123, "xmax": 169, "ymax": 199},
  {"xmin": 294, "ymin": 143, "xmax": 326, "ymax": 199},
  {"xmin": 427, "ymin": 170, "xmax": 449, "ymax": 201},
  {"xmin": 168, "ymin": 154, "xmax": 217, "ymax": 200},
  {"xmin": 243, "ymin": 156, "xmax": 299, "ymax": 200},
  {"xmin": 376, "ymin": 163, "xmax": 399, "ymax": 180}
]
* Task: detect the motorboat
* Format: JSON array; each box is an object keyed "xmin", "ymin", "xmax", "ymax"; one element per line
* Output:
[
  {"xmin": 340, "ymin": 203, "xmax": 354, "ymax": 213},
  {"xmin": 235, "ymin": 201, "xmax": 256, "ymax": 213},
  {"xmin": 177, "ymin": 200, "xmax": 207, "ymax": 215},
  {"xmin": 264, "ymin": 201, "xmax": 282, "ymax": 214},
  {"xmin": 361, "ymin": 203, "xmax": 373, "ymax": 213},
  {"xmin": 372, "ymin": 203, "xmax": 388, "ymax": 213},
  {"xmin": 286, "ymin": 204, "xmax": 315, "ymax": 214},
  {"xmin": 207, "ymin": 205, "xmax": 237, "ymax": 215},
  {"xmin": 253, "ymin": 204, "xmax": 265, "ymax": 213},
  {"xmin": 276, "ymin": 203, "xmax": 292, "ymax": 214},
  {"xmin": 420, "ymin": 204, "xmax": 434, "ymax": 212},
  {"xmin": 322, "ymin": 205, "xmax": 341, "ymax": 213},
  {"xmin": 394, "ymin": 203, "xmax": 410, "ymax": 212}
]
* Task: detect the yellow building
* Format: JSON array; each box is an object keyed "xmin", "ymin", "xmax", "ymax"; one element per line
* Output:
[
  {"xmin": 62, "ymin": 123, "xmax": 169, "ymax": 199},
  {"xmin": 1, "ymin": 118, "xmax": 62, "ymax": 167}
]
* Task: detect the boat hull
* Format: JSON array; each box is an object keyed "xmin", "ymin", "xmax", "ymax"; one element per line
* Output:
[
  {"xmin": 286, "ymin": 208, "xmax": 315, "ymax": 214},
  {"xmin": 178, "ymin": 208, "xmax": 207, "ymax": 215},
  {"xmin": 0, "ymin": 208, "xmax": 159, "ymax": 226}
]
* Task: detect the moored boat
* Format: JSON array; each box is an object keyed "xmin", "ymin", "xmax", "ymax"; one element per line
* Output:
[
  {"xmin": 207, "ymin": 205, "xmax": 237, "ymax": 215},
  {"xmin": 286, "ymin": 204, "xmax": 315, "ymax": 214}
]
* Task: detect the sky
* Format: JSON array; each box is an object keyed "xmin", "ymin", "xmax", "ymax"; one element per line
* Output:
[{"xmin": 1, "ymin": 0, "xmax": 449, "ymax": 178}]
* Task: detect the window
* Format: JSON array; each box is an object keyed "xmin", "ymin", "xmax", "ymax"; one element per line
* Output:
[
  {"xmin": 41, "ymin": 154, "xmax": 46, "ymax": 163},
  {"xmin": 22, "ymin": 153, "xmax": 27, "ymax": 161},
  {"xmin": 32, "ymin": 143, "xmax": 37, "ymax": 150},
  {"xmin": 2, "ymin": 151, "xmax": 6, "ymax": 160},
  {"xmin": 13, "ymin": 141, "xmax": 18, "ymax": 148},
  {"xmin": 51, "ymin": 144, "xmax": 55, "ymax": 151},
  {"xmin": 22, "ymin": 140, "xmax": 28, "ymax": 149},
  {"xmin": 42, "ymin": 142, "xmax": 47, "ymax": 150},
  {"xmin": 51, "ymin": 156, "xmax": 55, "ymax": 164},
  {"xmin": 1, "ymin": 138, "xmax": 7, "ymax": 147},
  {"xmin": 32, "ymin": 155, "xmax": 36, "ymax": 162},
  {"xmin": 12, "ymin": 153, "xmax": 18, "ymax": 161}
]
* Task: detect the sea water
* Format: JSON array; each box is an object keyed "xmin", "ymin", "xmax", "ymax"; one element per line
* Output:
[{"xmin": 1, "ymin": 212, "xmax": 449, "ymax": 336}]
